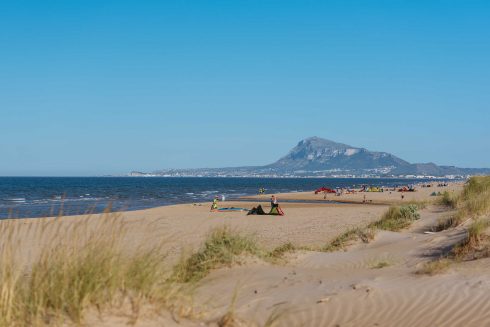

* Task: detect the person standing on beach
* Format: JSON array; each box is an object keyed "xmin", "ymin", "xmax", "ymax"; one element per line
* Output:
[{"xmin": 211, "ymin": 196, "xmax": 219, "ymax": 211}]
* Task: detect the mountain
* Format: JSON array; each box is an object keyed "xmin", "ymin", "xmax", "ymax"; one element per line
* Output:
[
  {"xmin": 130, "ymin": 137, "xmax": 490, "ymax": 178},
  {"xmin": 268, "ymin": 137, "xmax": 409, "ymax": 172}
]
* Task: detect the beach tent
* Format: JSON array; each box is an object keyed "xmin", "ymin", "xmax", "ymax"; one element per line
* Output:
[
  {"xmin": 247, "ymin": 205, "xmax": 285, "ymax": 216},
  {"xmin": 314, "ymin": 187, "xmax": 336, "ymax": 194},
  {"xmin": 247, "ymin": 205, "xmax": 267, "ymax": 215},
  {"xmin": 398, "ymin": 186, "xmax": 416, "ymax": 192}
]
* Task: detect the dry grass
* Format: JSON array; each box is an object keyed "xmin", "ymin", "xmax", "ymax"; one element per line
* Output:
[
  {"xmin": 457, "ymin": 176, "xmax": 490, "ymax": 217},
  {"xmin": 369, "ymin": 259, "xmax": 392, "ymax": 269},
  {"xmin": 0, "ymin": 214, "xmax": 191, "ymax": 326},
  {"xmin": 416, "ymin": 258, "xmax": 451, "ymax": 276},
  {"xmin": 437, "ymin": 176, "xmax": 490, "ymax": 230},
  {"xmin": 439, "ymin": 191, "xmax": 459, "ymax": 209},
  {"xmin": 434, "ymin": 177, "xmax": 490, "ymax": 261},
  {"xmin": 267, "ymin": 242, "xmax": 296, "ymax": 261},
  {"xmin": 453, "ymin": 219, "xmax": 490, "ymax": 260},
  {"xmin": 433, "ymin": 215, "xmax": 457, "ymax": 232},
  {"xmin": 322, "ymin": 226, "xmax": 376, "ymax": 252}
]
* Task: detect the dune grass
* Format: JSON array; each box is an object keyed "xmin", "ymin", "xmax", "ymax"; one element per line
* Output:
[
  {"xmin": 173, "ymin": 228, "xmax": 303, "ymax": 283},
  {"xmin": 267, "ymin": 242, "xmax": 297, "ymax": 260},
  {"xmin": 452, "ymin": 218, "xmax": 490, "ymax": 259},
  {"xmin": 433, "ymin": 177, "xmax": 490, "ymax": 259},
  {"xmin": 457, "ymin": 177, "xmax": 490, "ymax": 217},
  {"xmin": 369, "ymin": 204, "xmax": 421, "ymax": 232},
  {"xmin": 322, "ymin": 226, "xmax": 376, "ymax": 252},
  {"xmin": 322, "ymin": 203, "xmax": 423, "ymax": 252},
  {"xmin": 369, "ymin": 259, "xmax": 392, "ymax": 269},
  {"xmin": 438, "ymin": 176, "xmax": 490, "ymax": 230},
  {"xmin": 416, "ymin": 258, "xmax": 451, "ymax": 276},
  {"xmin": 172, "ymin": 227, "xmax": 263, "ymax": 283},
  {"xmin": 0, "ymin": 215, "xmax": 190, "ymax": 327},
  {"xmin": 439, "ymin": 191, "xmax": 459, "ymax": 209}
]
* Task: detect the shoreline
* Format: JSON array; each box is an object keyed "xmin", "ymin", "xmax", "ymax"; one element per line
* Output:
[{"xmin": 0, "ymin": 179, "xmax": 462, "ymax": 220}]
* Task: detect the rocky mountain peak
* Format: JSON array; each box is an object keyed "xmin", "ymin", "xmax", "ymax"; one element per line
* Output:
[{"xmin": 269, "ymin": 137, "xmax": 408, "ymax": 171}]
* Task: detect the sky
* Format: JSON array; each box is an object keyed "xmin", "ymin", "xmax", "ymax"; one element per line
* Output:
[{"xmin": 1, "ymin": 0, "xmax": 489, "ymax": 176}]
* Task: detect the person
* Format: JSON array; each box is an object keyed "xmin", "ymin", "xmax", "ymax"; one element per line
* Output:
[
  {"xmin": 271, "ymin": 195, "xmax": 278, "ymax": 208},
  {"xmin": 210, "ymin": 196, "xmax": 219, "ymax": 211}
]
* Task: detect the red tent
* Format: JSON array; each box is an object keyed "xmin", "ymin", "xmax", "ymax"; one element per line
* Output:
[{"xmin": 314, "ymin": 187, "xmax": 336, "ymax": 194}]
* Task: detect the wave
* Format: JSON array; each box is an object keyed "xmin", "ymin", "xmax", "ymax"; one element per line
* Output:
[{"xmin": 4, "ymin": 198, "xmax": 26, "ymax": 203}]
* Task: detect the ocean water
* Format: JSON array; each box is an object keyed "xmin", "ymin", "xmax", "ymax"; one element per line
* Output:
[{"xmin": 0, "ymin": 177, "xmax": 434, "ymax": 219}]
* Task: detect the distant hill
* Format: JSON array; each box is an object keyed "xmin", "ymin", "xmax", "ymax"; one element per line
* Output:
[
  {"xmin": 130, "ymin": 137, "xmax": 490, "ymax": 178},
  {"xmin": 268, "ymin": 137, "xmax": 409, "ymax": 172}
]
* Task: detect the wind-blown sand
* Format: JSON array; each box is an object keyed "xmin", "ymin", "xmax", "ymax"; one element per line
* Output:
[{"xmin": 6, "ymin": 182, "xmax": 488, "ymax": 326}]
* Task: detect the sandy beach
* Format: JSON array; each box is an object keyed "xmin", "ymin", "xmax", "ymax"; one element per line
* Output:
[{"xmin": 6, "ymin": 181, "xmax": 490, "ymax": 327}]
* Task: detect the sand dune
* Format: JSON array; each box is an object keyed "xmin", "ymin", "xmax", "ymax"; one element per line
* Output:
[
  {"xmin": 195, "ymin": 204, "xmax": 488, "ymax": 327},
  {"xmin": 4, "ymin": 182, "xmax": 484, "ymax": 326}
]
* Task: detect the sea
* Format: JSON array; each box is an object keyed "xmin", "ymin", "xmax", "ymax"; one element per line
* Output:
[{"xmin": 0, "ymin": 177, "xmax": 440, "ymax": 219}]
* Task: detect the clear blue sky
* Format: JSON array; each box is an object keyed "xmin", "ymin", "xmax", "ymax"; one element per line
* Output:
[{"xmin": 1, "ymin": 0, "xmax": 489, "ymax": 176}]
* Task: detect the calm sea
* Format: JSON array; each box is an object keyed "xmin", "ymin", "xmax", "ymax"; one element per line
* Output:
[{"xmin": 0, "ymin": 177, "xmax": 435, "ymax": 219}]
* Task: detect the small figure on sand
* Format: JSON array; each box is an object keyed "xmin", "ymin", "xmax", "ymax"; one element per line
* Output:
[
  {"xmin": 210, "ymin": 195, "xmax": 219, "ymax": 211},
  {"xmin": 259, "ymin": 187, "xmax": 265, "ymax": 195},
  {"xmin": 271, "ymin": 195, "xmax": 278, "ymax": 208}
]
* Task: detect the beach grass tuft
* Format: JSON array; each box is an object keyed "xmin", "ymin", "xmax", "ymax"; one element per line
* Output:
[
  {"xmin": 370, "ymin": 204, "xmax": 420, "ymax": 232},
  {"xmin": 453, "ymin": 218, "xmax": 490, "ymax": 259},
  {"xmin": 369, "ymin": 260, "xmax": 392, "ymax": 269},
  {"xmin": 172, "ymin": 227, "xmax": 262, "ymax": 283},
  {"xmin": 267, "ymin": 242, "xmax": 297, "ymax": 260},
  {"xmin": 435, "ymin": 176, "xmax": 490, "ymax": 231},
  {"xmin": 439, "ymin": 191, "xmax": 459, "ymax": 209},
  {"xmin": 416, "ymin": 258, "xmax": 451, "ymax": 276},
  {"xmin": 322, "ymin": 226, "xmax": 376, "ymax": 252},
  {"xmin": 322, "ymin": 203, "xmax": 422, "ymax": 252}
]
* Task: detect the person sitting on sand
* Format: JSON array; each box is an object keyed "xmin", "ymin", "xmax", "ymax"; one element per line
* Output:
[
  {"xmin": 210, "ymin": 196, "xmax": 219, "ymax": 211},
  {"xmin": 271, "ymin": 195, "xmax": 278, "ymax": 208}
]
